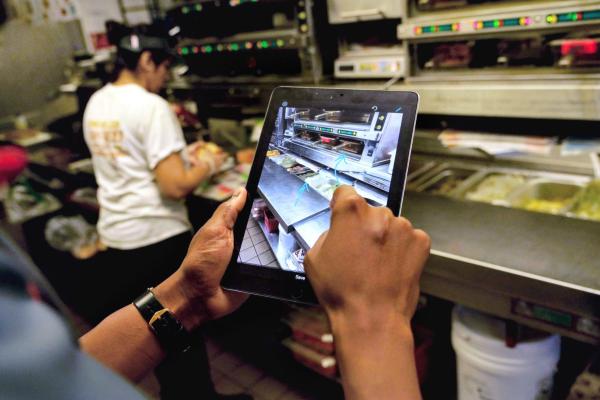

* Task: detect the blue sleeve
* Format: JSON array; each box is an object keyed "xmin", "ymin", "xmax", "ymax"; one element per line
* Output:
[
  {"xmin": 0, "ymin": 235, "xmax": 148, "ymax": 400},
  {"xmin": 0, "ymin": 290, "xmax": 148, "ymax": 400}
]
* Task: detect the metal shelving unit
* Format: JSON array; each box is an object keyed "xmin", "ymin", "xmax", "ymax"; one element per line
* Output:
[
  {"xmin": 169, "ymin": 0, "xmax": 325, "ymax": 84},
  {"xmin": 400, "ymin": 0, "xmax": 600, "ymax": 41},
  {"xmin": 383, "ymin": 0, "xmax": 600, "ymax": 120}
]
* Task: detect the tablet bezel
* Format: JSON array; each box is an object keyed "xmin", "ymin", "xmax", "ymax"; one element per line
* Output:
[{"xmin": 223, "ymin": 86, "xmax": 419, "ymax": 304}]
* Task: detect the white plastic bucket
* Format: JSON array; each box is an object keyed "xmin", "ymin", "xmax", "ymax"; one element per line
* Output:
[{"xmin": 452, "ymin": 306, "xmax": 560, "ymax": 400}]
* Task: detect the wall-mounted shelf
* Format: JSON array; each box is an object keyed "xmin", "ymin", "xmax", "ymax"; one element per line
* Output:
[{"xmin": 326, "ymin": 79, "xmax": 600, "ymax": 120}]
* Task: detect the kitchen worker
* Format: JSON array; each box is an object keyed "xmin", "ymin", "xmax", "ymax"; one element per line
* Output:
[
  {"xmin": 0, "ymin": 185, "xmax": 431, "ymax": 400},
  {"xmin": 82, "ymin": 25, "xmax": 230, "ymax": 400}
]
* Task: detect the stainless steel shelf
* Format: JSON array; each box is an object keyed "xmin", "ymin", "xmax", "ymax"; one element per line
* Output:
[
  {"xmin": 326, "ymin": 80, "xmax": 600, "ymax": 120},
  {"xmin": 257, "ymin": 158, "xmax": 330, "ymax": 233},
  {"xmin": 405, "ymin": 192, "xmax": 600, "ymax": 344},
  {"xmin": 179, "ymin": 28, "xmax": 304, "ymax": 46},
  {"xmin": 409, "ymin": 69, "xmax": 600, "ymax": 83},
  {"xmin": 399, "ymin": 0, "xmax": 600, "ymax": 41}
]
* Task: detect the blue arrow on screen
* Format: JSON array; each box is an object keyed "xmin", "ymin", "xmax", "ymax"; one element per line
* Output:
[
  {"xmin": 334, "ymin": 154, "xmax": 348, "ymax": 186},
  {"xmin": 294, "ymin": 182, "xmax": 310, "ymax": 207}
]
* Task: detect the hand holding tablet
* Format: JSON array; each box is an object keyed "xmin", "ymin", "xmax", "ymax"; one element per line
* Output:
[{"xmin": 304, "ymin": 185, "xmax": 431, "ymax": 320}]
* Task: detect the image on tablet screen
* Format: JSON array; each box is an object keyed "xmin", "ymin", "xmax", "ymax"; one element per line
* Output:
[{"xmin": 237, "ymin": 103, "xmax": 403, "ymax": 273}]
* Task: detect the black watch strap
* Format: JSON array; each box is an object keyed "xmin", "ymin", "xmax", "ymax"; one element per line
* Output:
[{"xmin": 133, "ymin": 289, "xmax": 192, "ymax": 354}]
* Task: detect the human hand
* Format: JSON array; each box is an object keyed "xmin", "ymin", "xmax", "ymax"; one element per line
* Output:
[
  {"xmin": 304, "ymin": 185, "xmax": 431, "ymax": 329},
  {"xmin": 187, "ymin": 140, "xmax": 207, "ymax": 168},
  {"xmin": 188, "ymin": 141, "xmax": 227, "ymax": 175},
  {"xmin": 208, "ymin": 151, "xmax": 227, "ymax": 173},
  {"xmin": 154, "ymin": 188, "xmax": 249, "ymax": 330}
]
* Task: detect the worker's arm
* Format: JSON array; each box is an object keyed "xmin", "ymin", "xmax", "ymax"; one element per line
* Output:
[
  {"xmin": 305, "ymin": 186, "xmax": 431, "ymax": 400},
  {"xmin": 154, "ymin": 151, "xmax": 223, "ymax": 200},
  {"xmin": 79, "ymin": 189, "xmax": 249, "ymax": 382}
]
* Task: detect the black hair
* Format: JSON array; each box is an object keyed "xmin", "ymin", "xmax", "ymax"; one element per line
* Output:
[{"xmin": 115, "ymin": 47, "xmax": 173, "ymax": 71}]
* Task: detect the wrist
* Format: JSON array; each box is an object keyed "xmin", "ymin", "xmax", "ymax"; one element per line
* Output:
[
  {"xmin": 327, "ymin": 303, "xmax": 415, "ymax": 351},
  {"xmin": 328, "ymin": 305, "xmax": 419, "ymax": 400},
  {"xmin": 153, "ymin": 271, "xmax": 205, "ymax": 331}
]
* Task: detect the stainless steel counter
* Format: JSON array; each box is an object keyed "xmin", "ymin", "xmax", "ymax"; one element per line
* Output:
[
  {"xmin": 257, "ymin": 158, "xmax": 330, "ymax": 233},
  {"xmin": 404, "ymin": 192, "xmax": 600, "ymax": 344},
  {"xmin": 293, "ymin": 210, "xmax": 331, "ymax": 249}
]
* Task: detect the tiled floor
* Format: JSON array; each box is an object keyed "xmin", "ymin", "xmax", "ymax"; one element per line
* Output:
[
  {"xmin": 206, "ymin": 338, "xmax": 316, "ymax": 400},
  {"xmin": 238, "ymin": 217, "xmax": 279, "ymax": 268},
  {"xmin": 137, "ymin": 336, "xmax": 317, "ymax": 400}
]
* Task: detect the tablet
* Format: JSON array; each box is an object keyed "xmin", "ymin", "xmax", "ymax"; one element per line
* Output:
[{"xmin": 223, "ymin": 86, "xmax": 419, "ymax": 304}]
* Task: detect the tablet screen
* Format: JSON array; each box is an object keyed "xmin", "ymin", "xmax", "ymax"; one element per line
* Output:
[{"xmin": 237, "ymin": 102, "xmax": 404, "ymax": 274}]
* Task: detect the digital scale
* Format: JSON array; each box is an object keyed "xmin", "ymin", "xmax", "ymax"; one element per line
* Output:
[{"xmin": 334, "ymin": 46, "xmax": 406, "ymax": 79}]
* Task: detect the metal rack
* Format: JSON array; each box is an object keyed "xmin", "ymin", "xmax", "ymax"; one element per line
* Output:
[
  {"xmin": 400, "ymin": 0, "xmax": 600, "ymax": 40},
  {"xmin": 168, "ymin": 0, "xmax": 324, "ymax": 83},
  {"xmin": 384, "ymin": 0, "xmax": 600, "ymax": 119}
]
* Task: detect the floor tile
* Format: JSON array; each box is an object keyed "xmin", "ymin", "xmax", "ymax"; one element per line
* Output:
[
  {"xmin": 248, "ymin": 225, "xmax": 261, "ymax": 236},
  {"xmin": 246, "ymin": 256, "xmax": 260, "ymax": 265},
  {"xmin": 241, "ymin": 237, "xmax": 253, "ymax": 251},
  {"xmin": 254, "ymin": 240, "xmax": 270, "ymax": 255},
  {"xmin": 250, "ymin": 376, "xmax": 289, "ymax": 400},
  {"xmin": 228, "ymin": 363, "xmax": 265, "ymax": 388},
  {"xmin": 258, "ymin": 251, "xmax": 275, "ymax": 265},
  {"xmin": 215, "ymin": 377, "xmax": 246, "ymax": 395},
  {"xmin": 251, "ymin": 232, "xmax": 266, "ymax": 245},
  {"xmin": 278, "ymin": 389, "xmax": 313, "ymax": 400},
  {"xmin": 211, "ymin": 369, "xmax": 225, "ymax": 385},
  {"xmin": 205, "ymin": 338, "xmax": 223, "ymax": 359},
  {"xmin": 239, "ymin": 247, "xmax": 258, "ymax": 263},
  {"xmin": 211, "ymin": 352, "xmax": 245, "ymax": 374}
]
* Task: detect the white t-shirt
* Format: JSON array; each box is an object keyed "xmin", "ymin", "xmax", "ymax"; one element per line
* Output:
[{"xmin": 83, "ymin": 83, "xmax": 191, "ymax": 250}]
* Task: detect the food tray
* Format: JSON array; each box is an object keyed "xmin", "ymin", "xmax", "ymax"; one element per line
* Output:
[
  {"xmin": 454, "ymin": 170, "xmax": 530, "ymax": 206},
  {"xmin": 406, "ymin": 159, "xmax": 438, "ymax": 187},
  {"xmin": 508, "ymin": 179, "xmax": 584, "ymax": 216},
  {"xmin": 415, "ymin": 166, "xmax": 477, "ymax": 196},
  {"xmin": 567, "ymin": 180, "xmax": 600, "ymax": 221}
]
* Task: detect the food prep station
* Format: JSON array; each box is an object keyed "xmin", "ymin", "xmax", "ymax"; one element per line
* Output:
[{"xmin": 401, "ymin": 138, "xmax": 600, "ymax": 345}]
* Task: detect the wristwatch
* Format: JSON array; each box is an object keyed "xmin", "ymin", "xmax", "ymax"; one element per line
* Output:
[{"xmin": 133, "ymin": 288, "xmax": 192, "ymax": 354}]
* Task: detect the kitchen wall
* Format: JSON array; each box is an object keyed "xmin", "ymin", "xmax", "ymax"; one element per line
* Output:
[{"xmin": 0, "ymin": 17, "xmax": 84, "ymax": 120}]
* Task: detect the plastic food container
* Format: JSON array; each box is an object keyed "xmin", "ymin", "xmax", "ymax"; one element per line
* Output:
[
  {"xmin": 508, "ymin": 179, "xmax": 583, "ymax": 215},
  {"xmin": 460, "ymin": 172, "xmax": 529, "ymax": 205},
  {"xmin": 407, "ymin": 159, "xmax": 438, "ymax": 185},
  {"xmin": 284, "ymin": 309, "xmax": 334, "ymax": 355},
  {"xmin": 569, "ymin": 180, "xmax": 600, "ymax": 221},
  {"xmin": 263, "ymin": 208, "xmax": 279, "ymax": 233},
  {"xmin": 251, "ymin": 198, "xmax": 266, "ymax": 219},
  {"xmin": 416, "ymin": 166, "xmax": 477, "ymax": 195},
  {"xmin": 282, "ymin": 338, "xmax": 337, "ymax": 379}
]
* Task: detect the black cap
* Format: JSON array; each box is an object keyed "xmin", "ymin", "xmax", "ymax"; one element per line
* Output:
[{"xmin": 107, "ymin": 20, "xmax": 184, "ymax": 66}]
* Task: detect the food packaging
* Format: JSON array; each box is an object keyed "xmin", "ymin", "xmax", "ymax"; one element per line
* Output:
[
  {"xmin": 236, "ymin": 148, "xmax": 255, "ymax": 164},
  {"xmin": 284, "ymin": 308, "xmax": 334, "ymax": 355},
  {"xmin": 551, "ymin": 38, "xmax": 600, "ymax": 68},
  {"xmin": 263, "ymin": 207, "xmax": 279, "ymax": 233},
  {"xmin": 282, "ymin": 338, "xmax": 337, "ymax": 379},
  {"xmin": 251, "ymin": 198, "xmax": 266, "ymax": 220}
]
